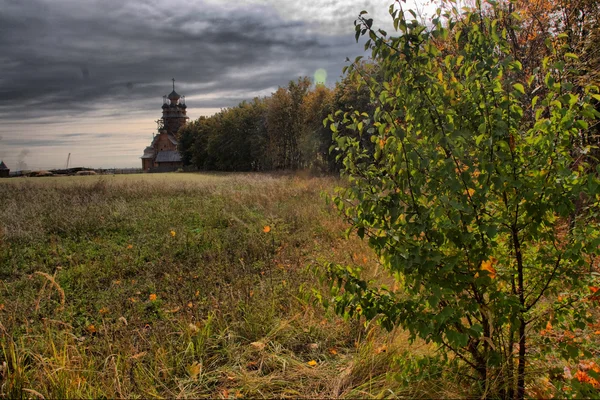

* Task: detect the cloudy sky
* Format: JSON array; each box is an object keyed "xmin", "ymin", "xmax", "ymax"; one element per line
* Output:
[{"xmin": 0, "ymin": 0, "xmax": 436, "ymax": 170}]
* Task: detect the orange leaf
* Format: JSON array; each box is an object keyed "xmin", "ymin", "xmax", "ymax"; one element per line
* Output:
[
  {"xmin": 149, "ymin": 293, "xmax": 157, "ymax": 301},
  {"xmin": 329, "ymin": 348, "xmax": 338, "ymax": 355},
  {"xmin": 170, "ymin": 230, "xmax": 176, "ymax": 237},
  {"xmin": 589, "ymin": 286, "xmax": 599, "ymax": 294},
  {"xmin": 263, "ymin": 225, "xmax": 271, "ymax": 233},
  {"xmin": 307, "ymin": 360, "xmax": 318, "ymax": 366},
  {"xmin": 86, "ymin": 324, "xmax": 96, "ymax": 334},
  {"xmin": 480, "ymin": 259, "xmax": 497, "ymax": 279}
]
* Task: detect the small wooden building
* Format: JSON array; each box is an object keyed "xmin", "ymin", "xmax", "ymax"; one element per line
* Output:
[
  {"xmin": 141, "ymin": 80, "xmax": 188, "ymax": 172},
  {"xmin": 0, "ymin": 161, "xmax": 9, "ymax": 178}
]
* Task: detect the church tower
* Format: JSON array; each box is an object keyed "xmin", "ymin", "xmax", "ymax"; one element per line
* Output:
[
  {"xmin": 161, "ymin": 78, "xmax": 189, "ymax": 136},
  {"xmin": 140, "ymin": 80, "xmax": 188, "ymax": 172}
]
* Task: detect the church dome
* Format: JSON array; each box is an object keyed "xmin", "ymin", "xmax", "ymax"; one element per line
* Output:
[{"xmin": 168, "ymin": 90, "xmax": 181, "ymax": 101}]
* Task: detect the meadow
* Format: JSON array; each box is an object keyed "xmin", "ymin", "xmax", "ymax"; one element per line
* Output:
[{"xmin": 0, "ymin": 173, "xmax": 440, "ymax": 399}]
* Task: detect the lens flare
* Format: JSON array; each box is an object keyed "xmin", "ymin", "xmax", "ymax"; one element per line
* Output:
[{"xmin": 314, "ymin": 68, "xmax": 327, "ymax": 84}]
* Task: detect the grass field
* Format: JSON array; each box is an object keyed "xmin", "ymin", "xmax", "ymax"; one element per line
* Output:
[{"xmin": 0, "ymin": 173, "xmax": 443, "ymax": 398}]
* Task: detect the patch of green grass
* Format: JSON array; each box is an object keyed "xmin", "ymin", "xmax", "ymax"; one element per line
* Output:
[{"xmin": 0, "ymin": 173, "xmax": 447, "ymax": 398}]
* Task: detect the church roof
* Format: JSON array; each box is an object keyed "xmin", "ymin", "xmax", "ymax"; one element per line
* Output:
[
  {"xmin": 168, "ymin": 90, "xmax": 181, "ymax": 100},
  {"xmin": 167, "ymin": 134, "xmax": 178, "ymax": 145},
  {"xmin": 141, "ymin": 146, "xmax": 155, "ymax": 159},
  {"xmin": 155, "ymin": 151, "xmax": 182, "ymax": 163},
  {"xmin": 0, "ymin": 161, "xmax": 8, "ymax": 170}
]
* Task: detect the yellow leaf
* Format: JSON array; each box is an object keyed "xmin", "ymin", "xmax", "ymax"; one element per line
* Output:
[
  {"xmin": 86, "ymin": 324, "xmax": 96, "ymax": 334},
  {"xmin": 187, "ymin": 361, "xmax": 202, "ymax": 379},
  {"xmin": 170, "ymin": 230, "xmax": 176, "ymax": 237},
  {"xmin": 307, "ymin": 360, "xmax": 318, "ymax": 366},
  {"xmin": 263, "ymin": 225, "xmax": 271, "ymax": 233}
]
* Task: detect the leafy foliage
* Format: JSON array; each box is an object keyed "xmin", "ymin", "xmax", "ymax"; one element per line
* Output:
[
  {"xmin": 325, "ymin": 1, "xmax": 600, "ymax": 398},
  {"xmin": 177, "ymin": 79, "xmax": 339, "ymax": 172}
]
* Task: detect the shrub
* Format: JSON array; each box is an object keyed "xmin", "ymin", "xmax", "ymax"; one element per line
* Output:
[{"xmin": 325, "ymin": 1, "xmax": 600, "ymax": 398}]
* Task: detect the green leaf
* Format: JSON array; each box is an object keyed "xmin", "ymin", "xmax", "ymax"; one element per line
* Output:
[
  {"xmin": 513, "ymin": 83, "xmax": 525, "ymax": 95},
  {"xmin": 446, "ymin": 330, "xmax": 469, "ymax": 348},
  {"xmin": 564, "ymin": 53, "xmax": 579, "ymax": 60}
]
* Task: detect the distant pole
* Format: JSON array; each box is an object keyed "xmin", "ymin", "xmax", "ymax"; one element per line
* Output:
[{"xmin": 66, "ymin": 153, "xmax": 71, "ymax": 169}]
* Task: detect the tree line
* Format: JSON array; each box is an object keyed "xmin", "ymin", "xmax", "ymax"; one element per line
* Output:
[{"xmin": 177, "ymin": 77, "xmax": 350, "ymax": 173}]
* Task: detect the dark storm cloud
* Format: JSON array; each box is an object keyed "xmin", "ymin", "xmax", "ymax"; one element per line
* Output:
[{"xmin": 0, "ymin": 0, "xmax": 361, "ymax": 121}]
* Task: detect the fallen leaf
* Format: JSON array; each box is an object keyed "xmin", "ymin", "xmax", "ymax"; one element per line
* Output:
[
  {"xmin": 329, "ymin": 348, "xmax": 338, "ymax": 355},
  {"xmin": 131, "ymin": 351, "xmax": 147, "ymax": 360},
  {"xmin": 187, "ymin": 361, "xmax": 202, "ymax": 379},
  {"xmin": 307, "ymin": 360, "xmax": 318, "ymax": 367},
  {"xmin": 86, "ymin": 324, "xmax": 96, "ymax": 334},
  {"xmin": 250, "ymin": 341, "xmax": 266, "ymax": 351},
  {"xmin": 149, "ymin": 293, "xmax": 157, "ymax": 301},
  {"xmin": 263, "ymin": 225, "xmax": 271, "ymax": 233},
  {"xmin": 306, "ymin": 343, "xmax": 319, "ymax": 350}
]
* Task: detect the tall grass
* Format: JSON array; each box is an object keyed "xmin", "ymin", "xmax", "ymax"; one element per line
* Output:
[{"xmin": 0, "ymin": 173, "xmax": 450, "ymax": 398}]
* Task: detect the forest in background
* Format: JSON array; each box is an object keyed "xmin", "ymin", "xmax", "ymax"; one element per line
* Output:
[{"xmin": 176, "ymin": 72, "xmax": 376, "ymax": 173}]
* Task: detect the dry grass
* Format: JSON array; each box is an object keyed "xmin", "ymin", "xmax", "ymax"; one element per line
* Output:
[{"xmin": 0, "ymin": 172, "xmax": 453, "ymax": 398}]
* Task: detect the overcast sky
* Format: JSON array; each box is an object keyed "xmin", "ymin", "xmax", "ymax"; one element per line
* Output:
[{"xmin": 0, "ymin": 0, "xmax": 436, "ymax": 170}]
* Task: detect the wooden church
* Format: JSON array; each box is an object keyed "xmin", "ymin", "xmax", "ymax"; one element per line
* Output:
[{"xmin": 141, "ymin": 80, "xmax": 189, "ymax": 172}]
